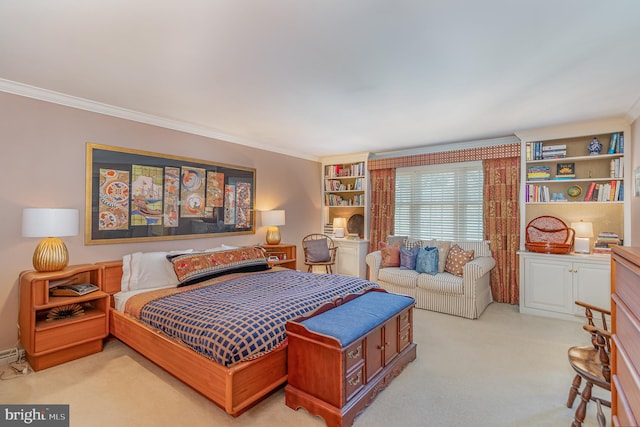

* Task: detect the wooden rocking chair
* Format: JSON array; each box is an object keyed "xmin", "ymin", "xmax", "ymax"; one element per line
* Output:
[{"xmin": 566, "ymin": 301, "xmax": 611, "ymax": 427}]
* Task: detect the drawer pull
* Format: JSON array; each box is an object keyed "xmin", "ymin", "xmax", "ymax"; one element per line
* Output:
[
  {"xmin": 401, "ymin": 313, "xmax": 409, "ymax": 321},
  {"xmin": 348, "ymin": 372, "xmax": 361, "ymax": 387},
  {"xmin": 347, "ymin": 345, "xmax": 361, "ymax": 359},
  {"xmin": 400, "ymin": 333, "xmax": 409, "ymax": 341}
]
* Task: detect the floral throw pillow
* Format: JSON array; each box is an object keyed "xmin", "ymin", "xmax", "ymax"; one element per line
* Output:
[
  {"xmin": 444, "ymin": 244, "xmax": 475, "ymax": 277},
  {"xmin": 415, "ymin": 247, "xmax": 439, "ymax": 275},
  {"xmin": 379, "ymin": 241, "xmax": 401, "ymax": 268},
  {"xmin": 399, "ymin": 245, "xmax": 420, "ymax": 270}
]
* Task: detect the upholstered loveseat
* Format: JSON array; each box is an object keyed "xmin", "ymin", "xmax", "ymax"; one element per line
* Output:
[{"xmin": 365, "ymin": 236, "xmax": 496, "ymax": 319}]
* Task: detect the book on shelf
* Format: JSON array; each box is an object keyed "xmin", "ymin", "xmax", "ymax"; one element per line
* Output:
[
  {"xmin": 526, "ymin": 184, "xmax": 550, "ymax": 202},
  {"xmin": 619, "ymin": 182, "xmax": 624, "ymax": 201},
  {"xmin": 607, "ymin": 133, "xmax": 618, "ymax": 154},
  {"xmin": 606, "ymin": 132, "xmax": 625, "ymax": 154},
  {"xmin": 542, "ymin": 144, "xmax": 567, "ymax": 152},
  {"xmin": 50, "ymin": 283, "xmax": 99, "ymax": 297},
  {"xmin": 584, "ymin": 182, "xmax": 596, "ymax": 201},
  {"xmin": 541, "ymin": 150, "xmax": 567, "ymax": 159},
  {"xmin": 527, "ymin": 165, "xmax": 550, "ymax": 180},
  {"xmin": 610, "ymin": 158, "xmax": 623, "ymax": 178}
]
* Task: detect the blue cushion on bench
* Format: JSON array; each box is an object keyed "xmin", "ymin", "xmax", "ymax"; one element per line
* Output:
[{"xmin": 300, "ymin": 292, "xmax": 415, "ymax": 347}]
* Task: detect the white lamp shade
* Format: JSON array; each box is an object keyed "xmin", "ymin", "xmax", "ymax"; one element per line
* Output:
[
  {"xmin": 22, "ymin": 208, "xmax": 79, "ymax": 238},
  {"xmin": 571, "ymin": 221, "xmax": 594, "ymax": 238},
  {"xmin": 261, "ymin": 210, "xmax": 285, "ymax": 226},
  {"xmin": 333, "ymin": 217, "xmax": 347, "ymax": 238},
  {"xmin": 333, "ymin": 217, "xmax": 347, "ymax": 229}
]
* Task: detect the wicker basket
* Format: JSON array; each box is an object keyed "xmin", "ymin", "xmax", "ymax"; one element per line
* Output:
[{"xmin": 525, "ymin": 216, "xmax": 575, "ymax": 254}]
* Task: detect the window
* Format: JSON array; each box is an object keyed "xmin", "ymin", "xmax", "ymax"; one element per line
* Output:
[{"xmin": 395, "ymin": 161, "xmax": 484, "ymax": 240}]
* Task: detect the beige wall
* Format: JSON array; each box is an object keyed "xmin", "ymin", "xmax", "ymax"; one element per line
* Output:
[{"xmin": 0, "ymin": 92, "xmax": 322, "ymax": 349}]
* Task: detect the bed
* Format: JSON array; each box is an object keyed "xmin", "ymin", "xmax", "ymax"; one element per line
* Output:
[{"xmin": 95, "ymin": 247, "xmax": 379, "ymax": 417}]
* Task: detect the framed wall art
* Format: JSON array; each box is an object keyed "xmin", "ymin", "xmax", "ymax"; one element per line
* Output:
[{"xmin": 85, "ymin": 143, "xmax": 256, "ymax": 244}]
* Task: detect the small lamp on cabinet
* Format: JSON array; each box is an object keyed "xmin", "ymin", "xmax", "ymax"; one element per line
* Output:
[
  {"xmin": 571, "ymin": 221, "xmax": 594, "ymax": 254},
  {"xmin": 333, "ymin": 217, "xmax": 347, "ymax": 238},
  {"xmin": 22, "ymin": 208, "xmax": 79, "ymax": 272},
  {"xmin": 262, "ymin": 210, "xmax": 285, "ymax": 245}
]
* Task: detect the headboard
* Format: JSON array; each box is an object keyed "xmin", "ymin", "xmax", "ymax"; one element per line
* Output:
[{"xmin": 96, "ymin": 260, "xmax": 124, "ymax": 296}]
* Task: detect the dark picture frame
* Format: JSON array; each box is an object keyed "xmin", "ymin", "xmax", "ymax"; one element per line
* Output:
[{"xmin": 85, "ymin": 143, "xmax": 256, "ymax": 245}]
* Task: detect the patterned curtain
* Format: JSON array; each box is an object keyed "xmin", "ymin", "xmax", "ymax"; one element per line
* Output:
[
  {"xmin": 368, "ymin": 168, "xmax": 395, "ymax": 253},
  {"xmin": 483, "ymin": 157, "xmax": 520, "ymax": 304}
]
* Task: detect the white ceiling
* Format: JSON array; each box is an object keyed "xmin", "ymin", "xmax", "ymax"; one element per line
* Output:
[{"xmin": 1, "ymin": 1, "xmax": 640, "ymax": 160}]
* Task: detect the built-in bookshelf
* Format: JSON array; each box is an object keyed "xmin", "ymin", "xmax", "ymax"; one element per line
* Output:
[
  {"xmin": 321, "ymin": 153, "xmax": 369, "ymax": 240},
  {"xmin": 516, "ymin": 118, "xmax": 632, "ymax": 249},
  {"xmin": 516, "ymin": 118, "xmax": 632, "ymax": 321}
]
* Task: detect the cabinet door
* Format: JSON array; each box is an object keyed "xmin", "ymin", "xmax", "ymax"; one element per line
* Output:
[
  {"xmin": 365, "ymin": 327, "xmax": 384, "ymax": 382},
  {"xmin": 573, "ymin": 260, "xmax": 611, "ymax": 313},
  {"xmin": 523, "ymin": 256, "xmax": 574, "ymax": 314},
  {"xmin": 383, "ymin": 316, "xmax": 399, "ymax": 365},
  {"xmin": 336, "ymin": 242, "xmax": 359, "ymax": 277}
]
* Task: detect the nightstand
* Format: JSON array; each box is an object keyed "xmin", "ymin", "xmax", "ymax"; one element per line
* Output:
[
  {"xmin": 18, "ymin": 264, "xmax": 109, "ymax": 371},
  {"xmin": 260, "ymin": 244, "xmax": 297, "ymax": 270}
]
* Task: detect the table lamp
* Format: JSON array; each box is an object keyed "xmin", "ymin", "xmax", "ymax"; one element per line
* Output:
[
  {"xmin": 333, "ymin": 217, "xmax": 347, "ymax": 238},
  {"xmin": 22, "ymin": 208, "xmax": 79, "ymax": 272},
  {"xmin": 571, "ymin": 221, "xmax": 594, "ymax": 254},
  {"xmin": 262, "ymin": 210, "xmax": 285, "ymax": 245}
]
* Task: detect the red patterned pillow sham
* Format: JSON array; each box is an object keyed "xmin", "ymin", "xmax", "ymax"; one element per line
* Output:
[{"xmin": 170, "ymin": 247, "xmax": 269, "ymax": 287}]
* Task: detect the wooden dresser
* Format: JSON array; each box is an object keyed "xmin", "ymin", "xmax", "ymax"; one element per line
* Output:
[
  {"xmin": 611, "ymin": 246, "xmax": 640, "ymax": 426},
  {"xmin": 285, "ymin": 289, "xmax": 416, "ymax": 427}
]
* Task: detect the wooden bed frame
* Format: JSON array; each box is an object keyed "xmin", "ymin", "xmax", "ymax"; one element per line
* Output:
[{"xmin": 96, "ymin": 260, "xmax": 288, "ymax": 417}]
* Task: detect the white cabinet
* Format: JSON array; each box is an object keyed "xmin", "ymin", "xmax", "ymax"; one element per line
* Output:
[
  {"xmin": 519, "ymin": 251, "xmax": 610, "ymax": 321},
  {"xmin": 334, "ymin": 238, "xmax": 369, "ymax": 278}
]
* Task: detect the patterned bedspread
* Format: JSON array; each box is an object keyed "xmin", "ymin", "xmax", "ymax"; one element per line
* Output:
[{"xmin": 124, "ymin": 269, "xmax": 378, "ymax": 366}]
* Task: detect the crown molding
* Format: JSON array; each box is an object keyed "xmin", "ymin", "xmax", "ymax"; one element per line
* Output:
[
  {"xmin": 627, "ymin": 93, "xmax": 640, "ymax": 123},
  {"xmin": 0, "ymin": 78, "xmax": 319, "ymax": 162}
]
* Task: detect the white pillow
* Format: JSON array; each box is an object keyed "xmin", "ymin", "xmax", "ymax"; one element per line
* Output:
[{"xmin": 121, "ymin": 249, "xmax": 193, "ymax": 292}]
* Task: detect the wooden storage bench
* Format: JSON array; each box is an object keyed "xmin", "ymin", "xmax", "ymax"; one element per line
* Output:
[{"xmin": 285, "ymin": 288, "xmax": 417, "ymax": 427}]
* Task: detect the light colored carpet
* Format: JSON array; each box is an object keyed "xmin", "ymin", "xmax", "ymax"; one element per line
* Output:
[{"xmin": 0, "ymin": 303, "xmax": 610, "ymax": 427}]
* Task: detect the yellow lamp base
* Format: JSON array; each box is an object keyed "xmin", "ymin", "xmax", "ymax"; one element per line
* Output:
[
  {"xmin": 32, "ymin": 237, "xmax": 69, "ymax": 272},
  {"xmin": 266, "ymin": 226, "xmax": 281, "ymax": 245}
]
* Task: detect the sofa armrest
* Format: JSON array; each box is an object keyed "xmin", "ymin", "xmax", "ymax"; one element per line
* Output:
[
  {"xmin": 365, "ymin": 251, "xmax": 382, "ymax": 282},
  {"xmin": 462, "ymin": 256, "xmax": 496, "ymax": 296},
  {"xmin": 464, "ymin": 256, "xmax": 496, "ymax": 276}
]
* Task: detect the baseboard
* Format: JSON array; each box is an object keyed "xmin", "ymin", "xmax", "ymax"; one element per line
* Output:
[{"xmin": 0, "ymin": 347, "xmax": 25, "ymax": 366}]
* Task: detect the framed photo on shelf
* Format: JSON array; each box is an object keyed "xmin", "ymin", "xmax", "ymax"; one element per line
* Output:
[
  {"xmin": 86, "ymin": 143, "xmax": 256, "ymax": 244},
  {"xmin": 556, "ymin": 162, "xmax": 575, "ymax": 176}
]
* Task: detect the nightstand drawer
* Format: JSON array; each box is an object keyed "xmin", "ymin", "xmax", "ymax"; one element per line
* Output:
[{"xmin": 35, "ymin": 315, "xmax": 106, "ymax": 353}]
